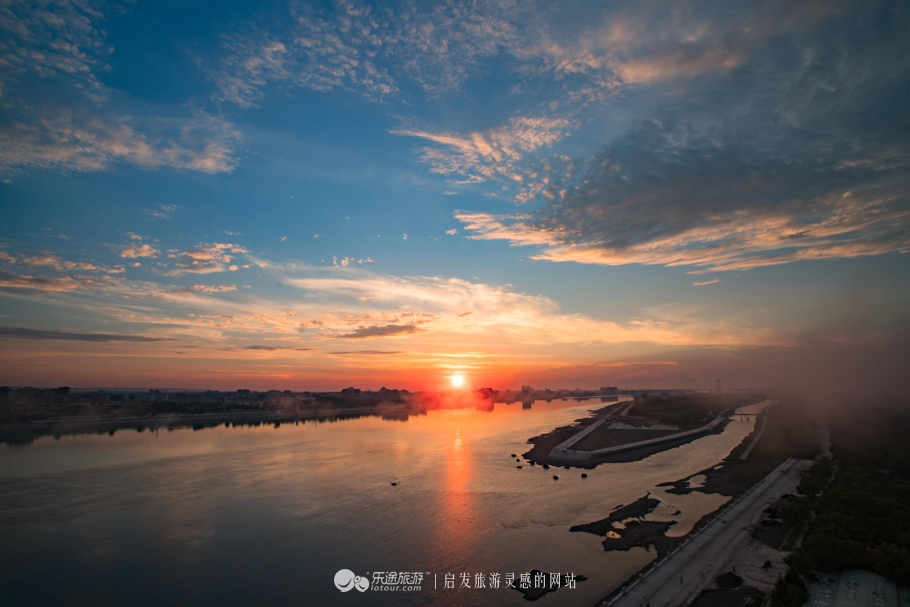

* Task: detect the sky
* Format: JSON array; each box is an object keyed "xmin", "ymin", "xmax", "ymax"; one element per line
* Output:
[{"xmin": 1, "ymin": 0, "xmax": 909, "ymax": 392}]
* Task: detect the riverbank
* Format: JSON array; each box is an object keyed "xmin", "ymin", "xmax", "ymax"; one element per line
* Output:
[
  {"xmin": 570, "ymin": 402, "xmax": 822, "ymax": 605},
  {"xmin": 522, "ymin": 399, "xmax": 735, "ymax": 468},
  {"xmin": 0, "ymin": 403, "xmax": 416, "ymax": 445}
]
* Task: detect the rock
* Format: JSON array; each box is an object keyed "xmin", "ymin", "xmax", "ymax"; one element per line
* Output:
[
  {"xmin": 517, "ymin": 465, "xmax": 523, "ymax": 469},
  {"xmin": 391, "ymin": 482, "xmax": 397, "ymax": 486},
  {"xmin": 553, "ymin": 475, "xmax": 559, "ymax": 480},
  {"xmin": 581, "ymin": 473, "xmax": 588, "ymax": 478}
]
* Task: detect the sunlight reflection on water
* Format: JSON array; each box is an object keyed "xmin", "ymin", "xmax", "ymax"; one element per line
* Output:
[{"xmin": 0, "ymin": 399, "xmax": 766, "ymax": 606}]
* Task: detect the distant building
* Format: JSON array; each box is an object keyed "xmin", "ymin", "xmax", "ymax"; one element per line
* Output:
[
  {"xmin": 340, "ymin": 387, "xmax": 361, "ymax": 397},
  {"xmin": 378, "ymin": 386, "xmax": 401, "ymax": 400},
  {"xmin": 521, "ymin": 385, "xmax": 532, "ymax": 393}
]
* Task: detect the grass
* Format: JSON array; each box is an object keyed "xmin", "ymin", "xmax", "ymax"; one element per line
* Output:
[
  {"xmin": 628, "ymin": 393, "xmax": 757, "ymax": 426},
  {"xmin": 744, "ymin": 405, "xmax": 818, "ymax": 462},
  {"xmin": 779, "ymin": 526, "xmax": 800, "ymax": 552},
  {"xmin": 744, "ymin": 591, "xmax": 768, "ymax": 607}
]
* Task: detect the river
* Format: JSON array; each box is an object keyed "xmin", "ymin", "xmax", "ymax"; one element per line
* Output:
[{"xmin": 0, "ymin": 399, "xmax": 765, "ymax": 606}]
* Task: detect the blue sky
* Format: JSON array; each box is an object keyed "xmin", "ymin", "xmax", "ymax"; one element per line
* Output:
[{"xmin": 1, "ymin": 0, "xmax": 909, "ymax": 391}]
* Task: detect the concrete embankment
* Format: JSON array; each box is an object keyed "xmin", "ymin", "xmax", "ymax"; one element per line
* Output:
[{"xmin": 551, "ymin": 416, "xmax": 727, "ymax": 460}]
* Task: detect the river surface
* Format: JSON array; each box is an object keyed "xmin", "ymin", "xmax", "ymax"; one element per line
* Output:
[{"xmin": 0, "ymin": 399, "xmax": 765, "ymax": 606}]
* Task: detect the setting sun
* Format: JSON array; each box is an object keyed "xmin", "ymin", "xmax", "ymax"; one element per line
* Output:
[{"xmin": 450, "ymin": 374, "xmax": 466, "ymax": 388}]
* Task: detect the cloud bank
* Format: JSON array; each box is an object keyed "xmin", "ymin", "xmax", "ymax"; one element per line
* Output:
[{"xmin": 453, "ymin": 0, "xmax": 910, "ymax": 271}]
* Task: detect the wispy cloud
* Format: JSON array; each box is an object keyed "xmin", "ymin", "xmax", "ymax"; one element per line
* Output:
[
  {"xmin": 337, "ymin": 323, "xmax": 424, "ymax": 340},
  {"xmin": 222, "ymin": 345, "xmax": 311, "ymax": 351},
  {"xmin": 0, "ymin": 326, "xmax": 178, "ymax": 343},
  {"xmin": 287, "ymin": 269, "xmax": 779, "ymax": 346},
  {"xmin": 1, "ymin": 251, "xmax": 124, "ymax": 274},
  {"xmin": 167, "ymin": 284, "xmax": 238, "ymax": 295},
  {"xmin": 145, "ymin": 205, "xmax": 181, "ymax": 220},
  {"xmin": 212, "ymin": 0, "xmax": 523, "ymax": 107},
  {"xmin": 692, "ymin": 278, "xmax": 721, "ymax": 287},
  {"xmin": 452, "ymin": 0, "xmax": 910, "ymax": 272},
  {"xmin": 329, "ymin": 350, "xmax": 404, "ymax": 356},
  {"xmin": 0, "ymin": 97, "xmax": 240, "ymax": 177},
  {"xmin": 0, "ymin": 270, "xmax": 109, "ymax": 292},
  {"xmin": 121, "ymin": 244, "xmax": 160, "ymax": 259},
  {"xmin": 0, "ymin": 0, "xmax": 240, "ymax": 176},
  {"xmin": 392, "ymin": 117, "xmax": 574, "ymax": 194},
  {"xmin": 164, "ymin": 243, "xmax": 249, "ymax": 276}
]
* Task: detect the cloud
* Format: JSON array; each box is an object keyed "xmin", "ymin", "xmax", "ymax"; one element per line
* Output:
[
  {"xmin": 164, "ymin": 243, "xmax": 249, "ymax": 276},
  {"xmin": 454, "ymin": 0, "xmax": 910, "ymax": 272},
  {"xmin": 121, "ymin": 244, "xmax": 160, "ymax": 259},
  {"xmin": 0, "ymin": 270, "xmax": 103, "ymax": 292},
  {"xmin": 0, "ymin": 250, "xmax": 123, "ymax": 274},
  {"xmin": 211, "ymin": 0, "xmax": 524, "ymax": 107},
  {"xmin": 0, "ymin": 326, "xmax": 178, "ymax": 342},
  {"xmin": 167, "ymin": 284, "xmax": 238, "ymax": 295},
  {"xmin": 332, "ymin": 256, "xmax": 372, "ymax": 267},
  {"xmin": 211, "ymin": 0, "xmax": 760, "ymax": 110},
  {"xmin": 222, "ymin": 345, "xmax": 311, "ymax": 351},
  {"xmin": 692, "ymin": 278, "xmax": 721, "ymax": 287},
  {"xmin": 337, "ymin": 323, "xmax": 424, "ymax": 340},
  {"xmin": 446, "ymin": 229, "xmax": 458, "ymax": 235},
  {"xmin": 329, "ymin": 350, "xmax": 404, "ymax": 356},
  {"xmin": 0, "ymin": 0, "xmax": 109, "ymax": 100},
  {"xmin": 0, "ymin": 97, "xmax": 240, "ymax": 178},
  {"xmin": 145, "ymin": 205, "xmax": 180, "ymax": 220},
  {"xmin": 392, "ymin": 116, "xmax": 574, "ymax": 193},
  {"xmin": 0, "ymin": 0, "xmax": 240, "ymax": 176},
  {"xmin": 286, "ymin": 270, "xmax": 779, "ymax": 346}
]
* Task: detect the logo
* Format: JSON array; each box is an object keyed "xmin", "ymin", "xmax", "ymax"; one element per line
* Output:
[{"xmin": 334, "ymin": 569, "xmax": 370, "ymax": 592}]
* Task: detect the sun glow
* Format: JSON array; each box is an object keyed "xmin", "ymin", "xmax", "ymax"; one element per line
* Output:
[{"xmin": 450, "ymin": 374, "xmax": 466, "ymax": 388}]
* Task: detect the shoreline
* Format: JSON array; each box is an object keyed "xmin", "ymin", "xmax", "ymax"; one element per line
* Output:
[
  {"xmin": 566, "ymin": 410, "xmax": 789, "ymax": 605},
  {"xmin": 522, "ymin": 403, "xmax": 732, "ymax": 468},
  {"xmin": 0, "ymin": 404, "xmax": 416, "ymax": 445}
]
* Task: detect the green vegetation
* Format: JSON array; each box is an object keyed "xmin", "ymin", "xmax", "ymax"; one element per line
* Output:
[
  {"xmin": 738, "ymin": 406, "xmax": 819, "ymax": 462},
  {"xmin": 800, "ymin": 469, "xmax": 910, "ymax": 583},
  {"xmin": 772, "ymin": 568, "xmax": 809, "ymax": 607},
  {"xmin": 773, "ymin": 458, "xmax": 833, "ymax": 551},
  {"xmin": 744, "ymin": 590, "xmax": 768, "ymax": 607},
  {"xmin": 771, "ymin": 406, "xmax": 910, "ymax": 606},
  {"xmin": 797, "ymin": 457, "xmax": 833, "ymax": 496},
  {"xmin": 695, "ymin": 403, "xmax": 821, "ymax": 498},
  {"xmin": 831, "ymin": 408, "xmax": 910, "ymax": 479},
  {"xmin": 629, "ymin": 393, "xmax": 755, "ymax": 426}
]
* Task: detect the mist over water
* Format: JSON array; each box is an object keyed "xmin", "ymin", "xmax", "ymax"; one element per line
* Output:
[{"xmin": 0, "ymin": 400, "xmax": 765, "ymax": 606}]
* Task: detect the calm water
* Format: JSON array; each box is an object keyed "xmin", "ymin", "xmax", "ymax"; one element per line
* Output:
[{"xmin": 0, "ymin": 399, "xmax": 764, "ymax": 606}]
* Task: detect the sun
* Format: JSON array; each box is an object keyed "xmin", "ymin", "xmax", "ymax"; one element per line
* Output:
[{"xmin": 450, "ymin": 374, "xmax": 466, "ymax": 388}]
